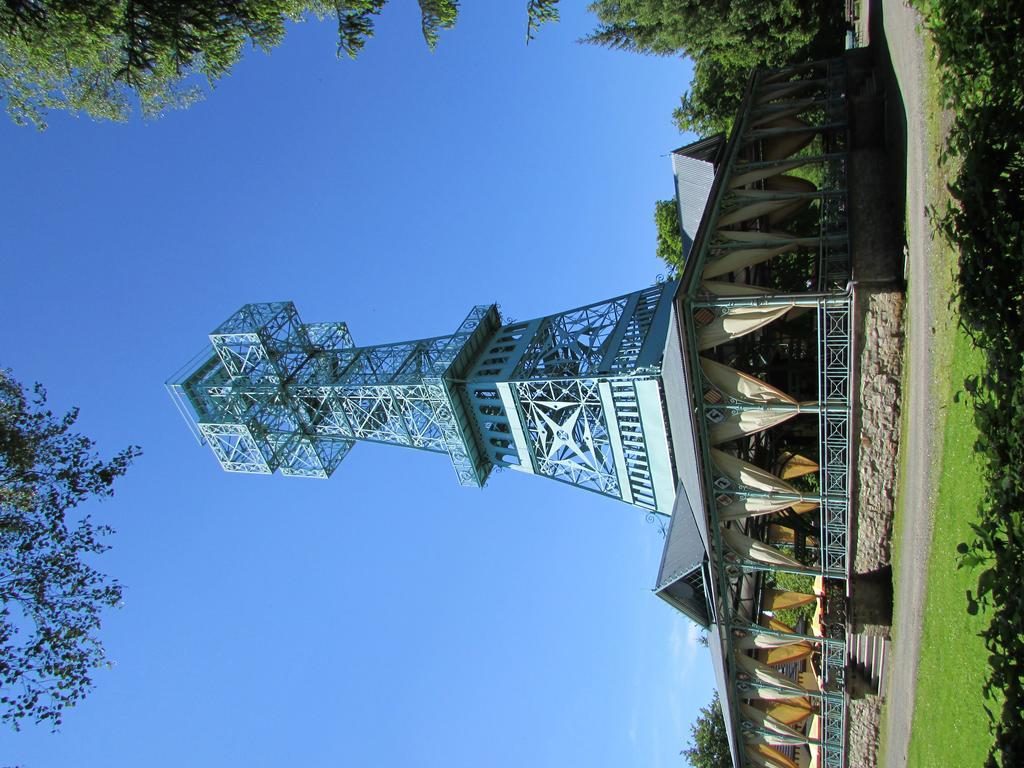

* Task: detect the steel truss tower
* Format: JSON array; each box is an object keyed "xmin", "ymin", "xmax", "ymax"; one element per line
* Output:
[{"xmin": 168, "ymin": 281, "xmax": 684, "ymax": 514}]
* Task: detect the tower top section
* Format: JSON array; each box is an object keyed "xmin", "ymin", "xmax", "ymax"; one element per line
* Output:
[
  {"xmin": 169, "ymin": 281, "xmax": 684, "ymax": 514},
  {"xmin": 168, "ymin": 301, "xmax": 500, "ymax": 485}
]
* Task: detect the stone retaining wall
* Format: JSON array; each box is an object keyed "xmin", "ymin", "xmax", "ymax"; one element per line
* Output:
[
  {"xmin": 845, "ymin": 288, "xmax": 905, "ymax": 768},
  {"xmin": 854, "ymin": 290, "xmax": 905, "ymax": 576}
]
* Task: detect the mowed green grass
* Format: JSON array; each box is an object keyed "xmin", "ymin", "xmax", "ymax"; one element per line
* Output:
[
  {"xmin": 890, "ymin": 27, "xmax": 995, "ymax": 767},
  {"xmin": 904, "ymin": 326, "xmax": 992, "ymax": 767}
]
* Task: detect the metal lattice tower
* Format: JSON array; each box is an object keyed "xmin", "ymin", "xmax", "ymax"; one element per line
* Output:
[{"xmin": 168, "ymin": 281, "xmax": 683, "ymax": 513}]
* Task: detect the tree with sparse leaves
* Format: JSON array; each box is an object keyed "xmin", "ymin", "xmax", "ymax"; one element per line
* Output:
[
  {"xmin": 0, "ymin": 368, "xmax": 140, "ymax": 729},
  {"xmin": 682, "ymin": 690, "xmax": 732, "ymax": 768},
  {"xmin": 0, "ymin": 1, "xmax": 560, "ymax": 128}
]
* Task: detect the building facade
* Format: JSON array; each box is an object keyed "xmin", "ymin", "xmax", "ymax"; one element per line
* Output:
[{"xmin": 654, "ymin": 56, "xmax": 866, "ymax": 768}]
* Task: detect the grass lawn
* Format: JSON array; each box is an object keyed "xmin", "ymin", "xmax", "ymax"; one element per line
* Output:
[
  {"xmin": 904, "ymin": 325, "xmax": 992, "ymax": 767},
  {"xmin": 888, "ymin": 29, "xmax": 994, "ymax": 768}
]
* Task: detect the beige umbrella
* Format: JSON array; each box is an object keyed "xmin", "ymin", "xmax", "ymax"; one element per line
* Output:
[
  {"xmin": 767, "ymin": 524, "xmax": 797, "ymax": 544},
  {"xmin": 719, "ymin": 494, "xmax": 802, "ymax": 521},
  {"xmin": 741, "ymin": 703, "xmax": 808, "ymax": 742},
  {"xmin": 701, "ymin": 359, "xmax": 796, "ymax": 405},
  {"xmin": 746, "ymin": 743, "xmax": 800, "ymax": 768},
  {"xmin": 734, "ymin": 630, "xmax": 803, "ymax": 651},
  {"xmin": 727, "ymin": 172, "xmax": 816, "ymax": 199},
  {"xmin": 700, "ymin": 359, "xmax": 802, "ymax": 444},
  {"xmin": 701, "ymin": 280, "xmax": 777, "ymax": 297},
  {"xmin": 711, "ymin": 409, "xmax": 802, "ymax": 446},
  {"xmin": 717, "ymin": 198, "xmax": 803, "ymax": 229},
  {"xmin": 764, "ymin": 588, "xmax": 816, "ymax": 612},
  {"xmin": 790, "ymin": 500, "xmax": 820, "ymax": 514},
  {"xmin": 767, "ymin": 524, "xmax": 817, "ymax": 548},
  {"xmin": 729, "ymin": 157, "xmax": 810, "ymax": 187},
  {"xmin": 698, "ymin": 304, "xmax": 794, "ymax": 350},
  {"xmin": 735, "ymin": 651, "xmax": 808, "ymax": 696},
  {"xmin": 757, "ymin": 700, "xmax": 814, "ymax": 727},
  {"xmin": 703, "ymin": 242, "xmax": 795, "ymax": 279},
  {"xmin": 713, "ymin": 450, "xmax": 810, "ymax": 521},
  {"xmin": 758, "ymin": 116, "xmax": 816, "ymax": 161},
  {"xmin": 810, "ymin": 596, "xmax": 824, "ymax": 638},
  {"xmin": 807, "ymin": 714, "xmax": 822, "ymax": 767},
  {"xmin": 704, "ymin": 229, "xmax": 817, "ymax": 280},
  {"xmin": 757, "ymin": 81, "xmax": 820, "ymax": 104},
  {"xmin": 800, "ymin": 657, "xmax": 822, "ymax": 694},
  {"xmin": 723, "ymin": 526, "xmax": 803, "ymax": 568},
  {"xmin": 763, "ymin": 616, "xmax": 797, "ymax": 633},
  {"xmin": 774, "ymin": 451, "xmax": 819, "ymax": 480},
  {"xmin": 764, "ymin": 642, "xmax": 814, "ymax": 667},
  {"xmin": 738, "ymin": 683, "xmax": 810, "ymax": 704},
  {"xmin": 715, "ymin": 229, "xmax": 805, "ymax": 246},
  {"xmin": 764, "ymin": 174, "xmax": 817, "ymax": 226}
]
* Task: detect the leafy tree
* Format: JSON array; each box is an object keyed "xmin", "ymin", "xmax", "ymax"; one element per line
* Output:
[
  {"xmin": 672, "ymin": 54, "xmax": 752, "ymax": 136},
  {"xmin": 0, "ymin": 1, "xmax": 560, "ymax": 128},
  {"xmin": 526, "ymin": 0, "xmax": 560, "ymax": 42},
  {"xmin": 583, "ymin": 0, "xmax": 844, "ymax": 134},
  {"xmin": 0, "ymin": 369, "xmax": 140, "ymax": 729},
  {"xmin": 682, "ymin": 690, "xmax": 732, "ymax": 768},
  {"xmin": 766, "ymin": 570, "xmax": 816, "ymax": 627},
  {"xmin": 654, "ymin": 198, "xmax": 684, "ymax": 272}
]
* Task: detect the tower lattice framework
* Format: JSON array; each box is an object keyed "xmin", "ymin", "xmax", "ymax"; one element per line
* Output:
[{"xmin": 169, "ymin": 281, "xmax": 682, "ymax": 514}]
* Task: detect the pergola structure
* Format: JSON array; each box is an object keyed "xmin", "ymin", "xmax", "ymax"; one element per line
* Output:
[{"xmin": 653, "ymin": 57, "xmax": 856, "ymax": 768}]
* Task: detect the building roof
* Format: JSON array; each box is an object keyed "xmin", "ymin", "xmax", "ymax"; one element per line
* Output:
[
  {"xmin": 661, "ymin": 303, "xmax": 709, "ymax": 550},
  {"xmin": 662, "ymin": 87, "xmax": 755, "ymax": 768},
  {"xmin": 657, "ymin": 285, "xmax": 715, "ymax": 628},
  {"xmin": 709, "ymin": 621, "xmax": 743, "ymax": 768},
  {"xmin": 670, "ymin": 134, "xmax": 724, "ymax": 262},
  {"xmin": 656, "ymin": 488, "xmax": 707, "ymax": 591},
  {"xmin": 653, "ymin": 490, "xmax": 711, "ymax": 626},
  {"xmin": 670, "ymin": 134, "xmax": 727, "ymax": 164}
]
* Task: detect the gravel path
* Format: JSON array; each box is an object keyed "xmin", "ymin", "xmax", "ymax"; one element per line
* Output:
[{"xmin": 875, "ymin": 3, "xmax": 940, "ymax": 767}]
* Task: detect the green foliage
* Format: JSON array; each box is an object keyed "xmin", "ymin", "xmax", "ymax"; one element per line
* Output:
[
  {"xmin": 417, "ymin": 1, "xmax": 459, "ymax": 51},
  {"xmin": 906, "ymin": 327, "xmax": 992, "ymax": 767},
  {"xmin": 1, "ymin": 4, "xmax": 187, "ymax": 127},
  {"xmin": 911, "ymin": 1, "xmax": 1024, "ymax": 765},
  {"xmin": 770, "ymin": 570, "xmax": 815, "ymax": 594},
  {"xmin": 766, "ymin": 570, "xmax": 816, "ymax": 627},
  {"xmin": 526, "ymin": 0, "xmax": 560, "ymax": 43},
  {"xmin": 654, "ymin": 199, "xmax": 683, "ymax": 272},
  {"xmin": 682, "ymin": 690, "xmax": 731, "ymax": 768},
  {"xmin": 334, "ymin": 0, "xmax": 388, "ymax": 59},
  {"xmin": 673, "ymin": 56, "xmax": 748, "ymax": 136},
  {"xmin": 0, "ymin": 1, "xmax": 560, "ymax": 128},
  {"xmin": 0, "ymin": 369, "xmax": 140, "ymax": 729},
  {"xmin": 765, "ymin": 248, "xmax": 814, "ymax": 293},
  {"xmin": 583, "ymin": 0, "xmax": 844, "ymax": 134}
]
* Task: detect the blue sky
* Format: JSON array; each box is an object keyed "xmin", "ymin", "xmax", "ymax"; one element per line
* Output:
[{"xmin": 0, "ymin": 5, "xmax": 715, "ymax": 767}]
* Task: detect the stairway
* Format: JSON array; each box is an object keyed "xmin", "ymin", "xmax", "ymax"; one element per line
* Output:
[{"xmin": 848, "ymin": 632, "xmax": 889, "ymax": 695}]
